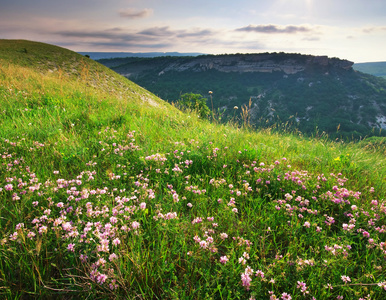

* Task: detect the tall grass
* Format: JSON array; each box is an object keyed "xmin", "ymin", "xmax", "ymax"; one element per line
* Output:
[{"xmin": 0, "ymin": 40, "xmax": 386, "ymax": 299}]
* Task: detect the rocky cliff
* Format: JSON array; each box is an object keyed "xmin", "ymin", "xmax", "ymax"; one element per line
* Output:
[{"xmin": 159, "ymin": 53, "xmax": 354, "ymax": 75}]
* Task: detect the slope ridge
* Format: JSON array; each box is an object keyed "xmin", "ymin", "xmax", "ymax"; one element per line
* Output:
[{"xmin": 0, "ymin": 39, "xmax": 166, "ymax": 108}]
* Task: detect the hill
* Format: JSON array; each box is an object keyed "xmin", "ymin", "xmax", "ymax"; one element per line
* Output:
[
  {"xmin": 353, "ymin": 61, "xmax": 386, "ymax": 79},
  {"xmin": 1, "ymin": 40, "xmax": 386, "ymax": 299},
  {"xmin": 98, "ymin": 53, "xmax": 386, "ymax": 140},
  {"xmin": 79, "ymin": 51, "xmax": 204, "ymax": 60}
]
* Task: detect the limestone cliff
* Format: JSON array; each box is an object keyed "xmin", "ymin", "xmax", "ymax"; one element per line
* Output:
[{"xmin": 159, "ymin": 53, "xmax": 354, "ymax": 75}]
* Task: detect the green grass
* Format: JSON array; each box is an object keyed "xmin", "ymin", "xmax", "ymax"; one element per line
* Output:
[{"xmin": 0, "ymin": 40, "xmax": 386, "ymax": 299}]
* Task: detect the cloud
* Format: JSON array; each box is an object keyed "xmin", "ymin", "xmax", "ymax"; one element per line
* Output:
[
  {"xmin": 236, "ymin": 24, "xmax": 312, "ymax": 34},
  {"xmin": 54, "ymin": 28, "xmax": 153, "ymax": 43},
  {"xmin": 302, "ymin": 36, "xmax": 320, "ymax": 41},
  {"xmin": 119, "ymin": 8, "xmax": 153, "ymax": 19},
  {"xmin": 176, "ymin": 29, "xmax": 215, "ymax": 38},
  {"xmin": 138, "ymin": 26, "xmax": 174, "ymax": 36},
  {"xmin": 362, "ymin": 26, "xmax": 386, "ymax": 34}
]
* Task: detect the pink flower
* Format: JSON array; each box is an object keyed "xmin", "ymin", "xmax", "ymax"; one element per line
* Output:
[
  {"xmin": 4, "ymin": 184, "xmax": 13, "ymax": 191},
  {"xmin": 113, "ymin": 238, "xmax": 121, "ymax": 246},
  {"xmin": 220, "ymin": 256, "xmax": 229, "ymax": 264},
  {"xmin": 241, "ymin": 272, "xmax": 252, "ymax": 290},
  {"xmin": 109, "ymin": 253, "xmax": 118, "ymax": 261},
  {"xmin": 132, "ymin": 221, "xmax": 140, "ymax": 229},
  {"xmin": 220, "ymin": 233, "xmax": 228, "ymax": 239},
  {"xmin": 96, "ymin": 273, "xmax": 108, "ymax": 284},
  {"xmin": 341, "ymin": 275, "xmax": 351, "ymax": 283},
  {"xmin": 255, "ymin": 270, "xmax": 265, "ymax": 278},
  {"xmin": 139, "ymin": 202, "xmax": 146, "ymax": 210},
  {"xmin": 79, "ymin": 254, "xmax": 88, "ymax": 262},
  {"xmin": 67, "ymin": 243, "xmax": 75, "ymax": 252},
  {"xmin": 281, "ymin": 292, "xmax": 292, "ymax": 300},
  {"xmin": 199, "ymin": 240, "xmax": 208, "ymax": 249},
  {"xmin": 303, "ymin": 221, "xmax": 311, "ymax": 228}
]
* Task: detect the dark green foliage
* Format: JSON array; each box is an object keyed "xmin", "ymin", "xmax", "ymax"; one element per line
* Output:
[{"xmin": 177, "ymin": 93, "xmax": 211, "ymax": 118}]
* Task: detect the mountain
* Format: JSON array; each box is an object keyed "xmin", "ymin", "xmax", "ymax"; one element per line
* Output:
[
  {"xmin": 79, "ymin": 51, "xmax": 204, "ymax": 60},
  {"xmin": 353, "ymin": 61, "xmax": 386, "ymax": 79},
  {"xmin": 98, "ymin": 53, "xmax": 386, "ymax": 139}
]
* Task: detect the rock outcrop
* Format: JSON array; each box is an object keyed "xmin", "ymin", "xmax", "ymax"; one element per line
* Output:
[{"xmin": 160, "ymin": 53, "xmax": 354, "ymax": 75}]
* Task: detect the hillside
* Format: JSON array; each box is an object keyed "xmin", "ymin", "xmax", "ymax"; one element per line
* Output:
[
  {"xmin": 79, "ymin": 51, "xmax": 204, "ymax": 60},
  {"xmin": 1, "ymin": 40, "xmax": 386, "ymax": 299},
  {"xmin": 353, "ymin": 61, "xmax": 386, "ymax": 79},
  {"xmin": 98, "ymin": 54, "xmax": 386, "ymax": 140}
]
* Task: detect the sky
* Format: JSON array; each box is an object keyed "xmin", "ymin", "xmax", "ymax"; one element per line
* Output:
[{"xmin": 1, "ymin": 0, "xmax": 386, "ymax": 63}]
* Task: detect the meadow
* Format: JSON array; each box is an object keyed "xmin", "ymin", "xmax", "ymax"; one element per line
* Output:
[{"xmin": 0, "ymin": 40, "xmax": 386, "ymax": 299}]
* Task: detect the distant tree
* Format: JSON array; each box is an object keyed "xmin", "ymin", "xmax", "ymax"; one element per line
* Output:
[{"xmin": 177, "ymin": 93, "xmax": 210, "ymax": 118}]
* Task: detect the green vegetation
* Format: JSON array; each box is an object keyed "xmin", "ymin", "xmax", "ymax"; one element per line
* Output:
[
  {"xmin": 1, "ymin": 40, "xmax": 386, "ymax": 299},
  {"xmin": 176, "ymin": 93, "xmax": 211, "ymax": 119}
]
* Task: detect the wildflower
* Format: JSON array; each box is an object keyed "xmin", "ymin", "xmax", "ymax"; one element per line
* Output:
[
  {"xmin": 132, "ymin": 221, "xmax": 140, "ymax": 229},
  {"xmin": 16, "ymin": 223, "xmax": 24, "ymax": 230},
  {"xmin": 96, "ymin": 273, "xmax": 108, "ymax": 284},
  {"xmin": 241, "ymin": 272, "xmax": 252, "ymax": 290},
  {"xmin": 303, "ymin": 221, "xmax": 311, "ymax": 228},
  {"xmin": 199, "ymin": 240, "xmax": 208, "ymax": 249},
  {"xmin": 341, "ymin": 275, "xmax": 351, "ymax": 283},
  {"xmin": 238, "ymin": 257, "xmax": 247, "ymax": 265},
  {"xmin": 206, "ymin": 236, "xmax": 214, "ymax": 244},
  {"xmin": 220, "ymin": 232, "xmax": 228, "ymax": 239},
  {"xmin": 139, "ymin": 202, "xmax": 146, "ymax": 210},
  {"xmin": 377, "ymin": 282, "xmax": 386, "ymax": 290},
  {"xmin": 281, "ymin": 292, "xmax": 292, "ymax": 300},
  {"xmin": 27, "ymin": 231, "xmax": 36, "ymax": 239},
  {"xmin": 109, "ymin": 253, "xmax": 118, "ymax": 261},
  {"xmin": 4, "ymin": 184, "xmax": 13, "ymax": 191},
  {"xmin": 39, "ymin": 226, "xmax": 48, "ymax": 234},
  {"xmin": 220, "ymin": 256, "xmax": 229, "ymax": 264},
  {"xmin": 193, "ymin": 235, "xmax": 201, "ymax": 243},
  {"xmin": 112, "ymin": 238, "xmax": 121, "ymax": 246},
  {"xmin": 67, "ymin": 243, "xmax": 75, "ymax": 252},
  {"xmin": 297, "ymin": 281, "xmax": 309, "ymax": 295},
  {"xmin": 255, "ymin": 270, "xmax": 265, "ymax": 278}
]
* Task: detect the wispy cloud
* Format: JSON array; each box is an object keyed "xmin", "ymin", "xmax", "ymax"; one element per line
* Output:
[
  {"xmin": 236, "ymin": 24, "xmax": 313, "ymax": 34},
  {"xmin": 119, "ymin": 8, "xmax": 153, "ymax": 19},
  {"xmin": 362, "ymin": 26, "xmax": 386, "ymax": 34},
  {"xmin": 138, "ymin": 26, "xmax": 174, "ymax": 36},
  {"xmin": 176, "ymin": 29, "xmax": 215, "ymax": 38},
  {"xmin": 302, "ymin": 36, "xmax": 320, "ymax": 41}
]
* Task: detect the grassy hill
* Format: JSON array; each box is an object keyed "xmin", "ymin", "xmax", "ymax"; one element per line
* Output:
[{"xmin": 1, "ymin": 40, "xmax": 386, "ymax": 299}]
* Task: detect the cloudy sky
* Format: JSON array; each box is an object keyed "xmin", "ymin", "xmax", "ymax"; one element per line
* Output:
[{"xmin": 1, "ymin": 0, "xmax": 386, "ymax": 63}]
